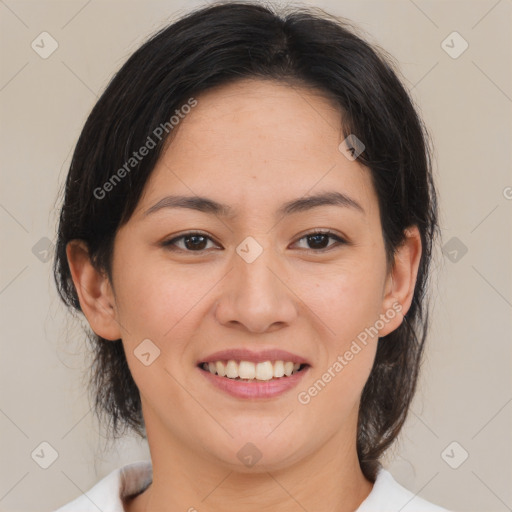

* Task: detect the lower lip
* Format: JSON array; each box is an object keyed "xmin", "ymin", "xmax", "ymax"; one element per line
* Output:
[{"xmin": 198, "ymin": 365, "xmax": 310, "ymax": 399}]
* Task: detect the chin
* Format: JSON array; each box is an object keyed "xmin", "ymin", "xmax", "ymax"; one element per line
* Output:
[{"xmin": 204, "ymin": 429, "xmax": 308, "ymax": 473}]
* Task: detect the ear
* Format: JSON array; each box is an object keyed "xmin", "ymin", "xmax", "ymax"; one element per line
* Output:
[
  {"xmin": 378, "ymin": 225, "xmax": 422, "ymax": 337},
  {"xmin": 66, "ymin": 240, "xmax": 122, "ymax": 341}
]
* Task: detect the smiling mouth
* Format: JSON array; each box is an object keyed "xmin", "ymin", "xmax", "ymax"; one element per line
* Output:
[{"xmin": 198, "ymin": 360, "xmax": 309, "ymax": 382}]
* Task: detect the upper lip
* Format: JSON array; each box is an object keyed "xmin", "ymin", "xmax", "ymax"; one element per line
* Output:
[{"xmin": 198, "ymin": 348, "xmax": 311, "ymax": 365}]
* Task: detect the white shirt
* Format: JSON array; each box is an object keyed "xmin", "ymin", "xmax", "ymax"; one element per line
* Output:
[{"xmin": 54, "ymin": 460, "xmax": 451, "ymax": 511}]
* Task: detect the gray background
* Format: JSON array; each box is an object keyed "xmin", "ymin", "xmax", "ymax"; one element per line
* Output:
[{"xmin": 1, "ymin": 1, "xmax": 511, "ymax": 511}]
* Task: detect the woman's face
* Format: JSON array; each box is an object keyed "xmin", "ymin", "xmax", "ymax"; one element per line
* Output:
[{"xmin": 80, "ymin": 78, "xmax": 417, "ymax": 471}]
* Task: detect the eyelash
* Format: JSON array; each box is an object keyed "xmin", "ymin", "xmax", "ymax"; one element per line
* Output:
[{"xmin": 161, "ymin": 230, "xmax": 347, "ymax": 253}]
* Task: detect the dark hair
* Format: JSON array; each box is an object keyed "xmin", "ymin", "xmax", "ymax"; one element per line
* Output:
[{"xmin": 53, "ymin": 0, "xmax": 438, "ymax": 482}]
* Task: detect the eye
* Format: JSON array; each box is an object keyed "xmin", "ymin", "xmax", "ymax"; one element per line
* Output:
[
  {"xmin": 161, "ymin": 231, "xmax": 220, "ymax": 253},
  {"xmin": 161, "ymin": 229, "xmax": 347, "ymax": 253},
  {"xmin": 293, "ymin": 230, "xmax": 347, "ymax": 252}
]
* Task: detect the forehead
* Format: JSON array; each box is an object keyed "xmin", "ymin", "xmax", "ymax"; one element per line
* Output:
[
  {"xmin": 179, "ymin": 78, "xmax": 342, "ymax": 143},
  {"xmin": 135, "ymin": 78, "xmax": 379, "ymax": 224}
]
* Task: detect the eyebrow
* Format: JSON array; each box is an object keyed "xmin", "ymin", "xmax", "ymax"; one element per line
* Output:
[{"xmin": 142, "ymin": 191, "xmax": 365, "ymax": 219}]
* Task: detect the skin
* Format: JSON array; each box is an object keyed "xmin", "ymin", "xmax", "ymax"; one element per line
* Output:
[{"xmin": 67, "ymin": 78, "xmax": 422, "ymax": 512}]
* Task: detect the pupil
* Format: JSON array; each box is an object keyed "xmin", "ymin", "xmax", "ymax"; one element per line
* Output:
[
  {"xmin": 185, "ymin": 235, "xmax": 207, "ymax": 250},
  {"xmin": 308, "ymin": 234, "xmax": 328, "ymax": 249}
]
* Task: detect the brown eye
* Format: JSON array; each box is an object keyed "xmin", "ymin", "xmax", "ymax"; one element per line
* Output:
[
  {"xmin": 293, "ymin": 231, "xmax": 346, "ymax": 251},
  {"xmin": 162, "ymin": 232, "xmax": 219, "ymax": 252},
  {"xmin": 162, "ymin": 230, "xmax": 347, "ymax": 253}
]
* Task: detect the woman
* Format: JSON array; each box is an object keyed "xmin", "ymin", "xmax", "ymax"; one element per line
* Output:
[{"xmin": 53, "ymin": 2, "xmax": 450, "ymax": 511}]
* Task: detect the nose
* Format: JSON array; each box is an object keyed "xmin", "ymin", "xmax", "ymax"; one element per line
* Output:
[{"xmin": 214, "ymin": 242, "xmax": 298, "ymax": 334}]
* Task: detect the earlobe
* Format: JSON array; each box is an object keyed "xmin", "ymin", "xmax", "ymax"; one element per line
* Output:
[
  {"xmin": 378, "ymin": 226, "xmax": 422, "ymax": 337},
  {"xmin": 66, "ymin": 240, "xmax": 122, "ymax": 341}
]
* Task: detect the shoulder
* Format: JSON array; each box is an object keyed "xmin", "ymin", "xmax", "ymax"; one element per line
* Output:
[
  {"xmin": 53, "ymin": 460, "xmax": 152, "ymax": 512},
  {"xmin": 356, "ymin": 466, "xmax": 452, "ymax": 512}
]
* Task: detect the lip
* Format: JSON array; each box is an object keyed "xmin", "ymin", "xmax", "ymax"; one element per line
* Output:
[
  {"xmin": 198, "ymin": 348, "xmax": 310, "ymax": 365},
  {"xmin": 198, "ymin": 364, "xmax": 310, "ymax": 399}
]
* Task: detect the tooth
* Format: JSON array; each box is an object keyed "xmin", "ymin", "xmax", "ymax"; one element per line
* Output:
[
  {"xmin": 205, "ymin": 359, "xmax": 304, "ymax": 379},
  {"xmin": 225, "ymin": 360, "xmax": 238, "ymax": 379},
  {"xmin": 216, "ymin": 361, "xmax": 226, "ymax": 377},
  {"xmin": 284, "ymin": 361, "xmax": 294, "ymax": 376},
  {"xmin": 255, "ymin": 361, "xmax": 274, "ymax": 381},
  {"xmin": 239, "ymin": 361, "xmax": 256, "ymax": 379},
  {"xmin": 273, "ymin": 360, "xmax": 285, "ymax": 378}
]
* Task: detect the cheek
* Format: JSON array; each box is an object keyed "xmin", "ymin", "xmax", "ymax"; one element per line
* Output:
[
  {"xmin": 112, "ymin": 251, "xmax": 202, "ymax": 339},
  {"xmin": 112, "ymin": 262, "xmax": 201, "ymax": 408},
  {"xmin": 297, "ymin": 261, "xmax": 386, "ymax": 344},
  {"xmin": 111, "ymin": 258, "xmax": 219, "ymax": 390},
  {"xmin": 293, "ymin": 263, "xmax": 383, "ymax": 397},
  {"xmin": 296, "ymin": 270, "xmax": 380, "ymax": 421}
]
